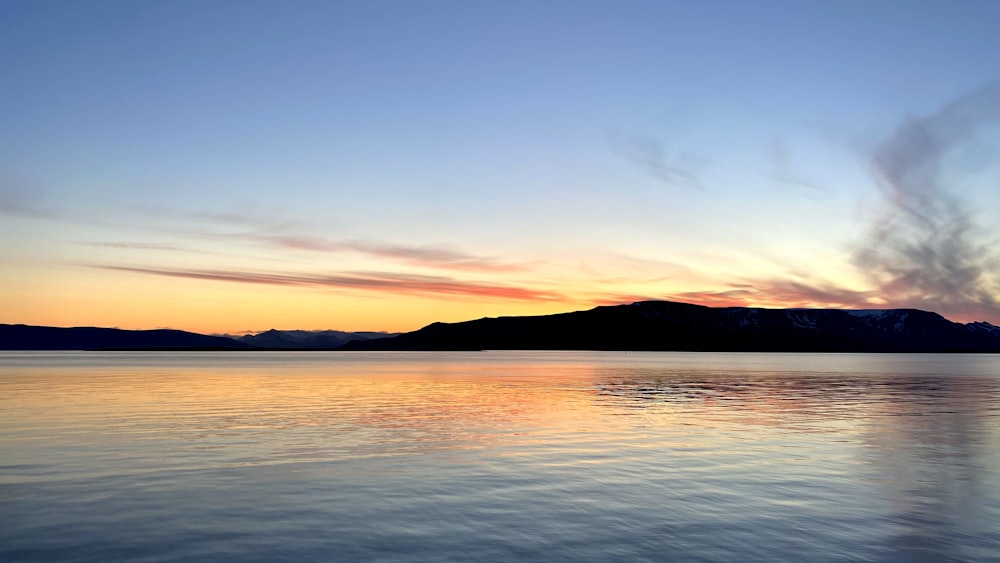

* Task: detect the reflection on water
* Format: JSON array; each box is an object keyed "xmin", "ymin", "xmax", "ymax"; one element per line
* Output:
[
  {"xmin": 1, "ymin": 351, "xmax": 999, "ymax": 562},
  {"xmin": 594, "ymin": 364, "xmax": 1000, "ymax": 561}
]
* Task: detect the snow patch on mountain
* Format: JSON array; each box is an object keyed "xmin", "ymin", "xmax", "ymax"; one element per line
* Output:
[
  {"xmin": 843, "ymin": 309, "xmax": 913, "ymax": 330},
  {"xmin": 966, "ymin": 321, "xmax": 1000, "ymax": 337},
  {"xmin": 845, "ymin": 310, "xmax": 893, "ymax": 318},
  {"xmin": 784, "ymin": 311, "xmax": 818, "ymax": 329},
  {"xmin": 721, "ymin": 307, "xmax": 760, "ymax": 328}
]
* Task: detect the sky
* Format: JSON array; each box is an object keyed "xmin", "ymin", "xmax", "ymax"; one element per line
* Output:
[{"xmin": 2, "ymin": 0, "xmax": 1000, "ymax": 333}]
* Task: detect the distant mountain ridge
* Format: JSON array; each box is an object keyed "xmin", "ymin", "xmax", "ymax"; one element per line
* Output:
[
  {"xmin": 4, "ymin": 301, "xmax": 1000, "ymax": 352},
  {"xmin": 226, "ymin": 329, "xmax": 395, "ymax": 349},
  {"xmin": 0, "ymin": 324, "xmax": 253, "ymax": 350},
  {"xmin": 344, "ymin": 301, "xmax": 1000, "ymax": 353},
  {"xmin": 0, "ymin": 325, "xmax": 394, "ymax": 351}
]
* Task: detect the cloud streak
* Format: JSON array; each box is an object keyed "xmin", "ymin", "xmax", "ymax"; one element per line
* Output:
[
  {"xmin": 98, "ymin": 265, "xmax": 563, "ymax": 302},
  {"xmin": 89, "ymin": 242, "xmax": 184, "ymax": 251},
  {"xmin": 609, "ymin": 131, "xmax": 705, "ymax": 189},
  {"xmin": 593, "ymin": 282, "xmax": 876, "ymax": 313},
  {"xmin": 249, "ymin": 235, "xmax": 529, "ymax": 272},
  {"xmin": 589, "ymin": 290, "xmax": 749, "ymax": 308},
  {"xmin": 132, "ymin": 205, "xmax": 529, "ymax": 273}
]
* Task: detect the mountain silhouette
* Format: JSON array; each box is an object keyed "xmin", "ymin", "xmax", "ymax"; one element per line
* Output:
[
  {"xmin": 5, "ymin": 301, "xmax": 1000, "ymax": 352},
  {"xmin": 229, "ymin": 329, "xmax": 394, "ymax": 349},
  {"xmin": 343, "ymin": 301, "xmax": 1000, "ymax": 352},
  {"xmin": 0, "ymin": 325, "xmax": 253, "ymax": 350}
]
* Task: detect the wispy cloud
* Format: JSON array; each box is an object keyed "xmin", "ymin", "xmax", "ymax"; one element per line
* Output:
[
  {"xmin": 589, "ymin": 293, "xmax": 678, "ymax": 307},
  {"xmin": 629, "ymin": 83, "xmax": 1000, "ymax": 323},
  {"xmin": 592, "ymin": 282, "xmax": 875, "ymax": 311},
  {"xmin": 98, "ymin": 265, "xmax": 563, "ymax": 302},
  {"xmin": 734, "ymin": 280, "xmax": 876, "ymax": 310},
  {"xmin": 0, "ymin": 172, "xmax": 54, "ymax": 218},
  {"xmin": 88, "ymin": 242, "xmax": 184, "ymax": 251},
  {"xmin": 247, "ymin": 235, "xmax": 530, "ymax": 272},
  {"xmin": 665, "ymin": 288, "xmax": 760, "ymax": 308},
  {"xmin": 608, "ymin": 131, "xmax": 705, "ymax": 189},
  {"xmin": 768, "ymin": 138, "xmax": 824, "ymax": 192},
  {"xmin": 132, "ymin": 204, "xmax": 310, "ymax": 231},
  {"xmin": 851, "ymin": 81, "xmax": 1000, "ymax": 321},
  {"xmin": 131, "ymin": 204, "xmax": 529, "ymax": 272}
]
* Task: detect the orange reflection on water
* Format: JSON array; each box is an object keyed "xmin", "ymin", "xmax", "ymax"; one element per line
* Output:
[
  {"xmin": 1, "ymin": 352, "xmax": 636, "ymax": 471},
  {"xmin": 4, "ymin": 351, "xmax": 998, "ymax": 475}
]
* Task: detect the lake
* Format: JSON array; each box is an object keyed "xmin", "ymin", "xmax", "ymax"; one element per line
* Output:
[{"xmin": 2, "ymin": 351, "xmax": 999, "ymax": 562}]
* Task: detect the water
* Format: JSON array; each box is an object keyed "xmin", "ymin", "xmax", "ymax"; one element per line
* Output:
[{"xmin": 2, "ymin": 351, "xmax": 999, "ymax": 562}]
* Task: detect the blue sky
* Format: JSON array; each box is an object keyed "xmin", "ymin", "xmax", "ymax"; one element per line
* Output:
[{"xmin": 2, "ymin": 0, "xmax": 999, "ymax": 331}]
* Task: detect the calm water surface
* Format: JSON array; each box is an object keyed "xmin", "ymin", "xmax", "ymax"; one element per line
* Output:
[{"xmin": 2, "ymin": 351, "xmax": 999, "ymax": 562}]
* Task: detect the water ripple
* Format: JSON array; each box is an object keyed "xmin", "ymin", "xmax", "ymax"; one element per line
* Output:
[{"xmin": 2, "ymin": 351, "xmax": 999, "ymax": 562}]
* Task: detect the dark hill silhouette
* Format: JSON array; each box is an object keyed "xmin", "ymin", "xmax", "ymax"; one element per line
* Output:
[
  {"xmin": 343, "ymin": 301, "xmax": 1000, "ymax": 353},
  {"xmin": 5, "ymin": 301, "xmax": 999, "ymax": 352},
  {"xmin": 0, "ymin": 325, "xmax": 253, "ymax": 350},
  {"xmin": 230, "ymin": 329, "xmax": 394, "ymax": 349}
]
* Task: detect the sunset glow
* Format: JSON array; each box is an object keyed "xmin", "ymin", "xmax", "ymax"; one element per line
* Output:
[{"xmin": 3, "ymin": 1, "xmax": 999, "ymax": 332}]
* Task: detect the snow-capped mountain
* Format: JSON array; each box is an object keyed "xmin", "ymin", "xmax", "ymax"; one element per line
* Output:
[{"xmin": 229, "ymin": 329, "xmax": 395, "ymax": 349}]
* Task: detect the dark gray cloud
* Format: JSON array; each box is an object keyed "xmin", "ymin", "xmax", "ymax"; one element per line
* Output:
[
  {"xmin": 645, "ymin": 83, "xmax": 1000, "ymax": 322},
  {"xmin": 595, "ymin": 85, "xmax": 1000, "ymax": 323},
  {"xmin": 853, "ymin": 82, "xmax": 1000, "ymax": 321}
]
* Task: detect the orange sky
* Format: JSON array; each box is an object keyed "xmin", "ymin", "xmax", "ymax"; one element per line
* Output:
[{"xmin": 3, "ymin": 3, "xmax": 999, "ymax": 333}]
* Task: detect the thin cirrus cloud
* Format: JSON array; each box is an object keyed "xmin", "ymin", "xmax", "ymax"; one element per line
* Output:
[
  {"xmin": 248, "ymin": 234, "xmax": 531, "ymax": 272},
  {"xmin": 607, "ymin": 130, "xmax": 706, "ymax": 190},
  {"xmin": 88, "ymin": 242, "xmax": 184, "ymax": 251},
  {"xmin": 588, "ymin": 293, "xmax": 678, "ymax": 307},
  {"xmin": 97, "ymin": 265, "xmax": 564, "ymax": 302},
  {"xmin": 135, "ymin": 205, "xmax": 530, "ymax": 273},
  {"xmin": 588, "ymin": 283, "xmax": 874, "ymax": 311},
  {"xmin": 0, "ymin": 173, "xmax": 54, "ymax": 218},
  {"xmin": 591, "ymin": 288, "xmax": 759, "ymax": 309},
  {"xmin": 134, "ymin": 204, "xmax": 309, "ymax": 231},
  {"xmin": 733, "ymin": 281, "xmax": 876, "ymax": 310},
  {"xmin": 665, "ymin": 289, "xmax": 759, "ymax": 308}
]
